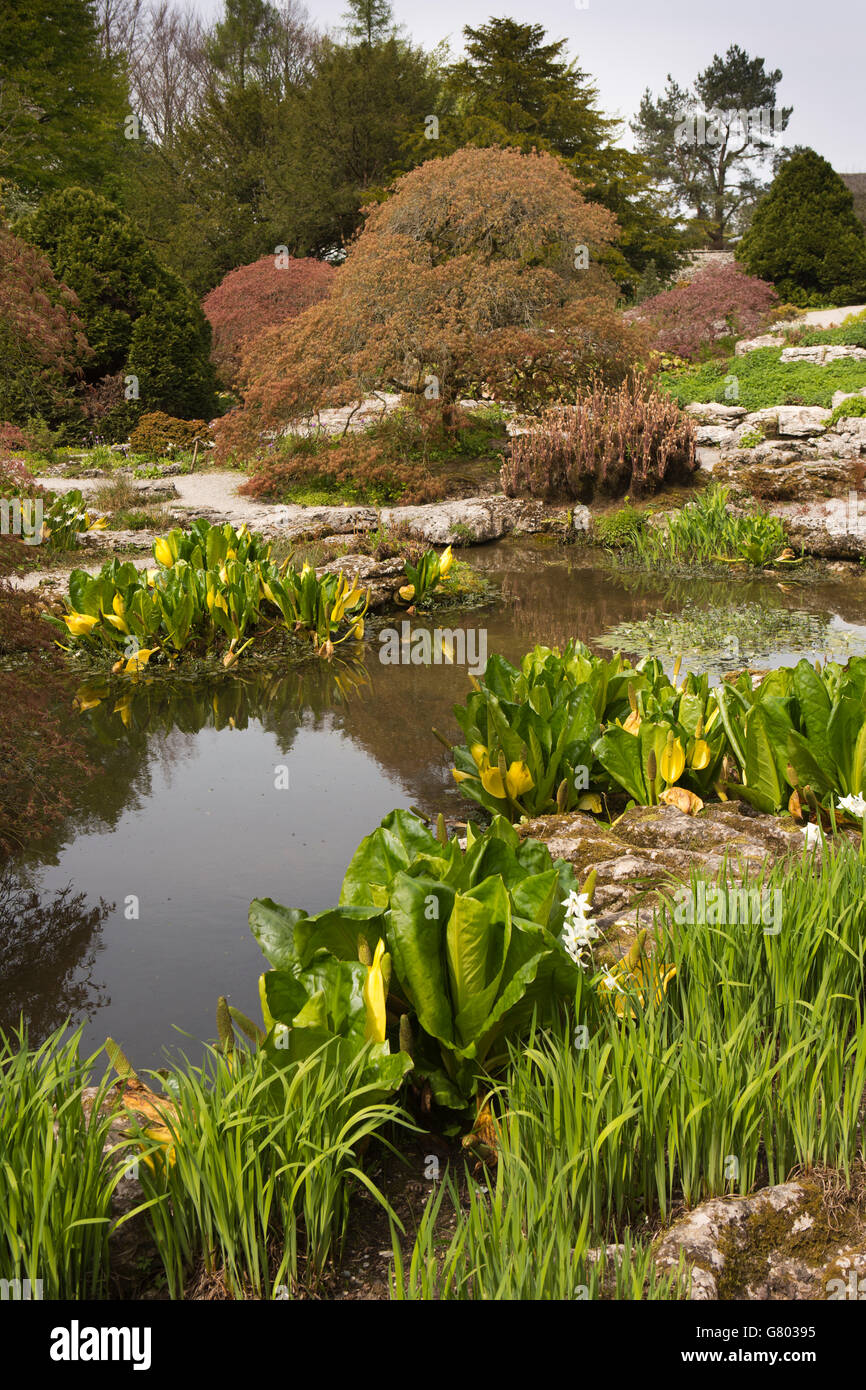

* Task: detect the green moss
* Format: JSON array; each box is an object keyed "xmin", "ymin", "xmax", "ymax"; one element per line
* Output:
[{"xmin": 716, "ymin": 1181, "xmax": 835, "ymax": 1299}]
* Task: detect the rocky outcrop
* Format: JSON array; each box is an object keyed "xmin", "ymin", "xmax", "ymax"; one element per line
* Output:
[
  {"xmin": 654, "ymin": 1179, "xmax": 866, "ymax": 1300},
  {"xmin": 734, "ymin": 333, "xmax": 785, "ymax": 355},
  {"xmin": 780, "ymin": 344, "xmax": 866, "ymax": 365},
  {"xmin": 518, "ymin": 802, "xmax": 809, "ymax": 957}
]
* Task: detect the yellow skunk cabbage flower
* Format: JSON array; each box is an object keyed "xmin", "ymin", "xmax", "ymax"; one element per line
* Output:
[
  {"xmin": 86, "ymin": 514, "xmax": 109, "ymax": 531},
  {"xmin": 480, "ymin": 761, "xmax": 506, "ymax": 799},
  {"xmin": 452, "ymin": 768, "xmax": 475, "ymax": 784},
  {"xmin": 364, "ymin": 939, "xmax": 388, "ymax": 1044},
  {"xmin": 63, "ymin": 611, "xmax": 98, "ymax": 636},
  {"xmin": 145, "ymin": 569, "xmax": 158, "ymax": 587},
  {"xmin": 622, "ymin": 709, "xmax": 642, "ymax": 735},
  {"xmin": 350, "ymin": 618, "xmax": 364, "ymax": 640},
  {"xmin": 124, "ymin": 647, "xmax": 157, "ymax": 673},
  {"xmin": 689, "ymin": 738, "xmax": 711, "ymax": 771},
  {"xmin": 469, "ymin": 743, "xmax": 488, "ymax": 769},
  {"xmin": 438, "ymin": 545, "xmax": 454, "ymax": 578},
  {"xmin": 505, "ymin": 760, "xmax": 534, "ymax": 798},
  {"xmin": 660, "ymin": 732, "xmax": 685, "ymax": 785},
  {"xmin": 398, "ymin": 584, "xmax": 415, "ymax": 602},
  {"xmin": 154, "ymin": 537, "xmax": 174, "ymax": 568}
]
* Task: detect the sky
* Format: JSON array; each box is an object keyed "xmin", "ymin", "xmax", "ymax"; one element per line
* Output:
[{"xmin": 194, "ymin": 0, "xmax": 865, "ymax": 171}]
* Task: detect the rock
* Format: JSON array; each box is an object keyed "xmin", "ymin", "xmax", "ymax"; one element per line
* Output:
[
  {"xmin": 686, "ymin": 402, "xmax": 747, "ymax": 425},
  {"xmin": 695, "ymin": 425, "xmax": 737, "ymax": 448},
  {"xmin": 833, "ymin": 418, "xmax": 866, "ymax": 449},
  {"xmin": 780, "ymin": 345, "xmax": 866, "ymax": 365},
  {"xmin": 316, "ymin": 553, "xmax": 407, "ymax": 608},
  {"xmin": 734, "ymin": 333, "xmax": 785, "ymax": 355},
  {"xmin": 776, "ymin": 405, "xmax": 831, "ymax": 437},
  {"xmin": 832, "ymin": 388, "xmax": 866, "ymax": 409},
  {"xmin": 653, "ymin": 1178, "xmax": 866, "ymax": 1301},
  {"xmin": 779, "ymin": 493, "xmax": 866, "ymax": 558},
  {"xmin": 712, "ymin": 458, "xmax": 855, "ymax": 503},
  {"xmin": 517, "ymin": 802, "xmax": 808, "ymax": 958},
  {"xmin": 378, "ymin": 496, "xmax": 572, "ymax": 545}
]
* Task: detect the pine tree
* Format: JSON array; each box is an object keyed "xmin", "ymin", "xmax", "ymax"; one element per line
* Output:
[
  {"xmin": 736, "ymin": 148, "xmax": 866, "ymax": 305},
  {"xmin": 0, "ymin": 0, "xmax": 128, "ymax": 201}
]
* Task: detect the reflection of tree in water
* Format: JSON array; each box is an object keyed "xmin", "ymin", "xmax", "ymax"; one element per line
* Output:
[{"xmin": 0, "ymin": 872, "xmax": 111, "ymax": 1042}]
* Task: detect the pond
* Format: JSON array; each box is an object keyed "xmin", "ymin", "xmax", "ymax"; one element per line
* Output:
[{"xmin": 7, "ymin": 538, "xmax": 866, "ymax": 1066}]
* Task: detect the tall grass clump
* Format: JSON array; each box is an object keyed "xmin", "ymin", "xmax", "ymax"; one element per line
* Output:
[
  {"xmin": 135, "ymin": 1040, "xmax": 410, "ymax": 1299},
  {"xmin": 0, "ymin": 1023, "xmax": 127, "ymax": 1300},
  {"xmin": 622, "ymin": 484, "xmax": 789, "ymax": 571},
  {"xmin": 501, "ymin": 373, "xmax": 697, "ymax": 502}
]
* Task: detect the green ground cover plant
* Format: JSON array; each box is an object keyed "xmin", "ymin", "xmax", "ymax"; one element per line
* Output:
[{"xmin": 660, "ymin": 346, "xmax": 866, "ymax": 411}]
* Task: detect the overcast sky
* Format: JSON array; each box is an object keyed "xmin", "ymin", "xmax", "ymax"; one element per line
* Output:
[{"xmin": 192, "ymin": 0, "xmax": 865, "ymax": 171}]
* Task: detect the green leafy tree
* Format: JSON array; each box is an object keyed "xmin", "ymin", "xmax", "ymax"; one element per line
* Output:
[
  {"xmin": 736, "ymin": 148, "xmax": 866, "ymax": 306},
  {"xmin": 425, "ymin": 18, "xmax": 685, "ymax": 296},
  {"xmin": 0, "ymin": 0, "xmax": 128, "ymax": 203},
  {"xmin": 264, "ymin": 2, "xmax": 440, "ymax": 255},
  {"xmin": 633, "ymin": 44, "xmax": 792, "ymax": 247},
  {"xmin": 19, "ymin": 188, "xmax": 217, "ymax": 419}
]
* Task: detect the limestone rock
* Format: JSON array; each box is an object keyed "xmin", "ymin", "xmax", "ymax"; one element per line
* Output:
[
  {"xmin": 686, "ymin": 402, "xmax": 747, "ymax": 425},
  {"xmin": 780, "ymin": 344, "xmax": 866, "ymax": 365},
  {"xmin": 734, "ymin": 333, "xmax": 785, "ymax": 355},
  {"xmin": 776, "ymin": 405, "xmax": 831, "ymax": 437},
  {"xmin": 653, "ymin": 1179, "xmax": 866, "ymax": 1301}
]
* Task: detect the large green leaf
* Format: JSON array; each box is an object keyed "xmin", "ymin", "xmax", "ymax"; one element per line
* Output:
[
  {"xmin": 447, "ymin": 877, "xmax": 510, "ymax": 1045},
  {"xmin": 249, "ymin": 899, "xmax": 309, "ymax": 971},
  {"xmin": 293, "ymin": 905, "xmax": 387, "ymax": 967},
  {"xmin": 387, "ymin": 874, "xmax": 456, "ymax": 1045},
  {"xmin": 594, "ymin": 725, "xmax": 646, "ymax": 802}
]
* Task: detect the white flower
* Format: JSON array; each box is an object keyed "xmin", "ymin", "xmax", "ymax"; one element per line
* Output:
[
  {"xmin": 599, "ymin": 969, "xmax": 623, "ymax": 993},
  {"xmin": 561, "ymin": 890, "xmax": 593, "ymax": 921},
  {"xmin": 561, "ymin": 896, "xmax": 600, "ymax": 967},
  {"xmin": 837, "ymin": 793, "xmax": 866, "ymax": 818},
  {"xmin": 800, "ymin": 822, "xmax": 822, "ymax": 845}
]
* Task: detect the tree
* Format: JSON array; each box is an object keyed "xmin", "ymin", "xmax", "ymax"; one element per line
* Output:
[
  {"xmin": 19, "ymin": 188, "xmax": 217, "ymax": 419},
  {"xmin": 736, "ymin": 149, "xmax": 866, "ymax": 306},
  {"xmin": 631, "ymin": 262, "xmax": 778, "ymax": 359},
  {"xmin": 426, "ymin": 18, "xmax": 685, "ymax": 296},
  {"xmin": 633, "ymin": 44, "xmax": 792, "ymax": 248},
  {"xmin": 217, "ymin": 147, "xmax": 642, "ymax": 457},
  {"xmin": 0, "ymin": 0, "xmax": 128, "ymax": 203},
  {"xmin": 263, "ymin": 8, "xmax": 439, "ymax": 256},
  {"xmin": 203, "ymin": 254, "xmax": 335, "ymax": 385},
  {"xmin": 117, "ymin": 0, "xmax": 319, "ymax": 294},
  {"xmin": 0, "ymin": 223, "xmax": 91, "ymax": 424}
]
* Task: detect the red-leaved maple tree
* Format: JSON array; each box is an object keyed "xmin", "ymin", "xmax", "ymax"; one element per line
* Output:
[
  {"xmin": 0, "ymin": 222, "xmax": 91, "ymax": 422},
  {"xmin": 203, "ymin": 255, "xmax": 335, "ymax": 387},
  {"xmin": 631, "ymin": 262, "xmax": 779, "ymax": 360}
]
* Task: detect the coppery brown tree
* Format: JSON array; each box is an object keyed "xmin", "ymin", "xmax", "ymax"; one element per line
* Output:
[{"xmin": 216, "ymin": 147, "xmax": 643, "ymax": 457}]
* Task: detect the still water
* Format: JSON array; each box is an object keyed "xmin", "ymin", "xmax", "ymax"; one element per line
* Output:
[{"xmin": 6, "ymin": 539, "xmax": 866, "ymax": 1065}]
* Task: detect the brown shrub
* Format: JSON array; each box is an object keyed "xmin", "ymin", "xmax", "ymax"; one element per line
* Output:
[{"xmin": 501, "ymin": 373, "xmax": 697, "ymax": 501}]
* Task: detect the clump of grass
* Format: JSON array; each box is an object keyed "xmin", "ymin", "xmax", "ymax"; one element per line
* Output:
[
  {"xmin": 0, "ymin": 1023, "xmax": 131, "ymax": 1300},
  {"xmin": 134, "ymin": 1040, "xmax": 410, "ymax": 1299},
  {"xmin": 610, "ymin": 484, "xmax": 791, "ymax": 572}
]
